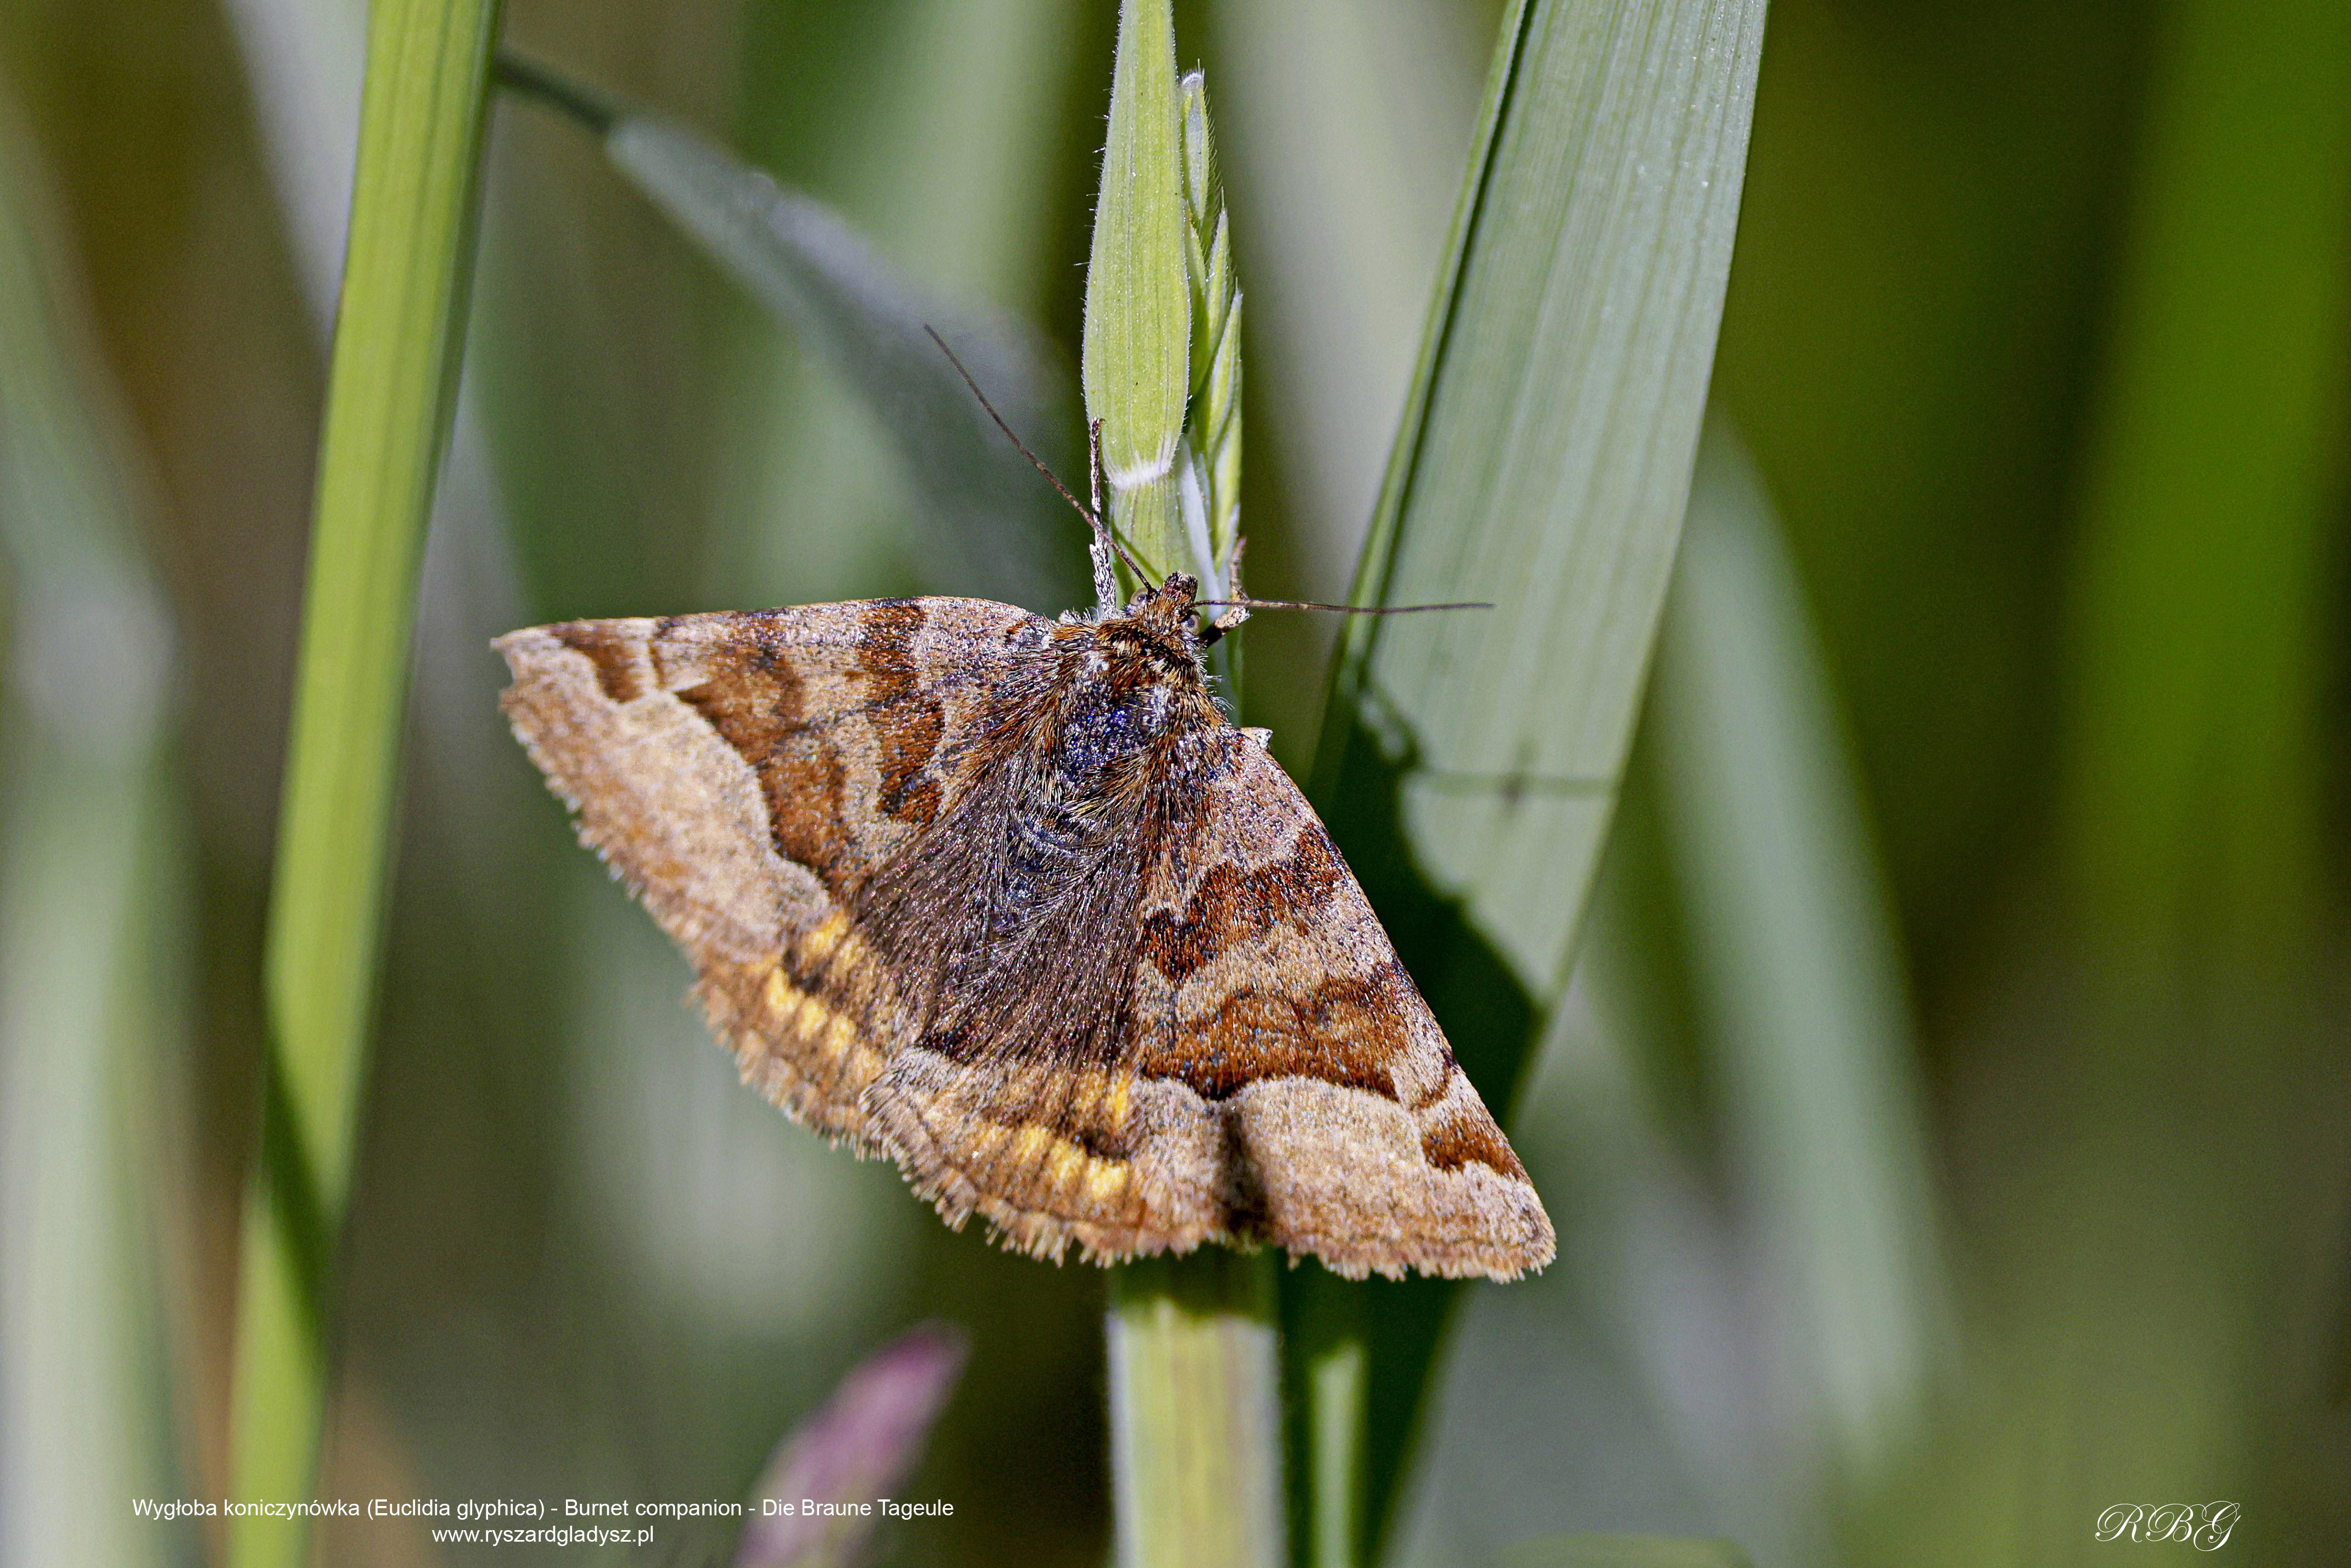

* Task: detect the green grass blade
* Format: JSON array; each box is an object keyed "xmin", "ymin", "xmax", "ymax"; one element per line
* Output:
[
  {"xmin": 265, "ymin": 0, "xmax": 501, "ymax": 1246},
  {"xmin": 497, "ymin": 53, "xmax": 1084, "ymax": 611},
  {"xmin": 1300, "ymin": 0, "xmax": 1768, "ymax": 1553},
  {"xmin": 0, "ymin": 93, "xmax": 181, "ymax": 1568},
  {"xmin": 1083, "ymin": 0, "xmax": 1191, "ymax": 579},
  {"xmin": 1651, "ymin": 421, "xmax": 1947, "ymax": 1470},
  {"xmin": 230, "ymin": 2, "xmax": 502, "ymax": 1563},
  {"xmin": 1321, "ymin": 0, "xmax": 1768, "ymax": 996}
]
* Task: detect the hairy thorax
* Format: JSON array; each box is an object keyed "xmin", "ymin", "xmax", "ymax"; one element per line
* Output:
[{"xmin": 989, "ymin": 589, "xmax": 1226, "ymax": 920}]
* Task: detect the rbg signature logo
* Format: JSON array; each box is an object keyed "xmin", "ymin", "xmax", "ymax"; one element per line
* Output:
[{"xmin": 2096, "ymin": 1503, "xmax": 2237, "ymax": 1550}]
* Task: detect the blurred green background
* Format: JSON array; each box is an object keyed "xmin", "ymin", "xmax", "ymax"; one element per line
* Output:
[{"xmin": 2, "ymin": 1, "xmax": 2346, "ymax": 1565}]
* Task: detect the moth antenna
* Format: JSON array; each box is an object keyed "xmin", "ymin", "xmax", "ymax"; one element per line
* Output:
[
  {"xmin": 1193, "ymin": 598, "xmax": 1495, "ymax": 616},
  {"xmin": 921, "ymin": 325, "xmax": 1155, "ymax": 595}
]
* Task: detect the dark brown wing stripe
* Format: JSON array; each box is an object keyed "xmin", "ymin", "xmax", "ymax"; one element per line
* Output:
[
  {"xmin": 1140, "ymin": 823, "xmax": 1347, "ymax": 983},
  {"xmin": 553, "ymin": 621, "xmax": 654, "ymax": 703},
  {"xmin": 1418, "ymin": 1108, "xmax": 1527, "ymax": 1178},
  {"xmin": 670, "ymin": 670, "xmax": 871, "ymax": 893},
  {"xmin": 855, "ymin": 600, "xmax": 927, "ymax": 704},
  {"xmin": 876, "ymin": 700, "xmax": 945, "ymax": 823},
  {"xmin": 1144, "ymin": 969, "xmax": 1411, "ymax": 1101}
]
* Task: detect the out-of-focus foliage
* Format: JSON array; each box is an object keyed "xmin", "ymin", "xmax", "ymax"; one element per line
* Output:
[
  {"xmin": 2, "ymin": 0, "xmax": 2347, "ymax": 1564},
  {"xmin": 0, "ymin": 89, "xmax": 182, "ymax": 1568},
  {"xmin": 1398, "ymin": 426, "xmax": 1941, "ymax": 1567},
  {"xmin": 1647, "ymin": 427, "xmax": 1948, "ymax": 1475},
  {"xmin": 1499, "ymin": 1536, "xmax": 1752, "ymax": 1568},
  {"xmin": 533, "ymin": 74, "xmax": 1086, "ymax": 611}
]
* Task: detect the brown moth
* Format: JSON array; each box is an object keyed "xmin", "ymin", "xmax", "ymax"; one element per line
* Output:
[{"xmin": 496, "ymin": 572, "xmax": 1555, "ymax": 1280}]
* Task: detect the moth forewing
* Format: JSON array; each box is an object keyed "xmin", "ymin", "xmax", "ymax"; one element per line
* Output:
[{"xmin": 497, "ymin": 581, "xmax": 1552, "ymax": 1279}]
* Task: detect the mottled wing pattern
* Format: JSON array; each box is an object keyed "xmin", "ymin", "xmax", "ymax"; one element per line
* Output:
[
  {"xmin": 865, "ymin": 726, "xmax": 1556, "ymax": 1282},
  {"xmin": 495, "ymin": 598, "xmax": 1039, "ymax": 1149},
  {"xmin": 1139, "ymin": 733, "xmax": 1553, "ymax": 1278},
  {"xmin": 503, "ymin": 590, "xmax": 1551, "ymax": 1281}
]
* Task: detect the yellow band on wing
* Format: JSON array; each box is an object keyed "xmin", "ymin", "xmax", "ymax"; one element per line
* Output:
[
  {"xmin": 757, "ymin": 960, "xmax": 886, "ymax": 1101},
  {"xmin": 994, "ymin": 1116, "xmax": 1134, "ymax": 1212}
]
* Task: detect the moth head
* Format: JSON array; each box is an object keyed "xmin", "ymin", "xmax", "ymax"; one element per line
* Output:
[
  {"xmin": 1130, "ymin": 572, "xmax": 1200, "ymax": 630},
  {"xmin": 1053, "ymin": 621, "xmax": 1189, "ymax": 775}
]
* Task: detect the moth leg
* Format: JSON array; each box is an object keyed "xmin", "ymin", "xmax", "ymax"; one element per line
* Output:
[{"xmin": 1210, "ymin": 535, "xmax": 1251, "ymax": 636}]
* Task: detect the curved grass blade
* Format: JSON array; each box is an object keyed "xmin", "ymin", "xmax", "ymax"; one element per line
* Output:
[
  {"xmin": 1650, "ymin": 421, "xmax": 1948, "ymax": 1472},
  {"xmin": 1297, "ymin": 0, "xmax": 1769, "ymax": 1555},
  {"xmin": 497, "ymin": 54, "xmax": 1085, "ymax": 612}
]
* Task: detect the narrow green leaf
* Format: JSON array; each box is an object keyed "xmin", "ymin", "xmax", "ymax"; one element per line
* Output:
[
  {"xmin": 1298, "ymin": 0, "xmax": 1768, "ymax": 1553},
  {"xmin": 1651, "ymin": 420, "xmax": 1948, "ymax": 1469},
  {"xmin": 232, "ymin": 2, "xmax": 502, "ymax": 1563},
  {"xmin": 265, "ymin": 0, "xmax": 500, "ymax": 1239},
  {"xmin": 1083, "ymin": 0, "xmax": 1190, "ymax": 580},
  {"xmin": 496, "ymin": 53, "xmax": 1085, "ymax": 611},
  {"xmin": 1324, "ymin": 0, "xmax": 1768, "ymax": 998}
]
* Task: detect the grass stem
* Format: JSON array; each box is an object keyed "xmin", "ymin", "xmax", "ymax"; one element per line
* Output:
[
  {"xmin": 1108, "ymin": 1252, "xmax": 1287, "ymax": 1568},
  {"xmin": 225, "ymin": 2, "xmax": 502, "ymax": 1562}
]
